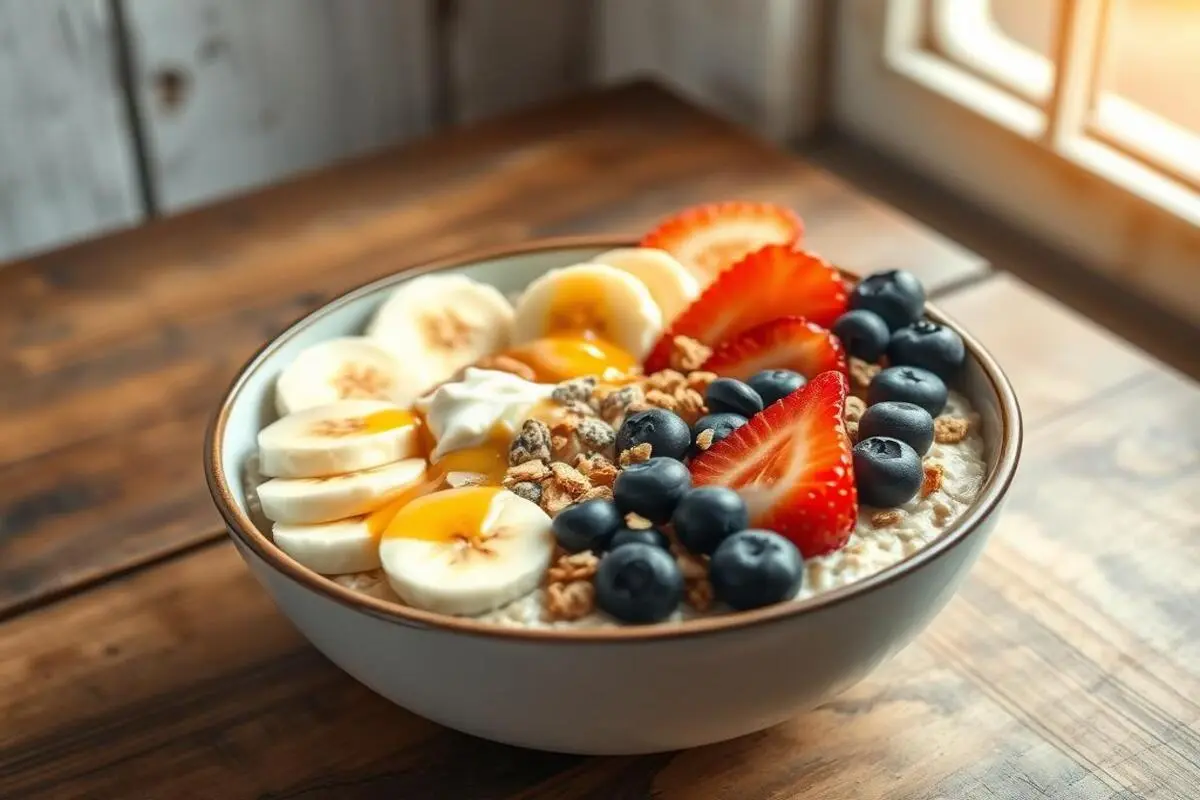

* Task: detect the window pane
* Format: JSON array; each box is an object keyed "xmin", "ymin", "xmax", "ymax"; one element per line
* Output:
[
  {"xmin": 931, "ymin": 0, "xmax": 1058, "ymax": 103},
  {"xmin": 989, "ymin": 0, "xmax": 1056, "ymax": 59}
]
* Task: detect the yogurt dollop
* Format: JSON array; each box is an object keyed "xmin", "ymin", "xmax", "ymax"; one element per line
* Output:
[{"xmin": 416, "ymin": 368, "xmax": 554, "ymax": 460}]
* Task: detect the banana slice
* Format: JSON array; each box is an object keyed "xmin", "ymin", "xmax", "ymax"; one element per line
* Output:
[
  {"xmin": 367, "ymin": 274, "xmax": 516, "ymax": 391},
  {"xmin": 379, "ymin": 486, "xmax": 554, "ymax": 616},
  {"xmin": 257, "ymin": 457, "xmax": 427, "ymax": 525},
  {"xmin": 332, "ymin": 569, "xmax": 403, "ymax": 603},
  {"xmin": 257, "ymin": 399, "xmax": 421, "ymax": 478},
  {"xmin": 591, "ymin": 247, "xmax": 699, "ymax": 325},
  {"xmin": 511, "ymin": 263, "xmax": 663, "ymax": 360},
  {"xmin": 272, "ymin": 494, "xmax": 408, "ymax": 575},
  {"xmin": 274, "ymin": 336, "xmax": 419, "ymax": 417}
]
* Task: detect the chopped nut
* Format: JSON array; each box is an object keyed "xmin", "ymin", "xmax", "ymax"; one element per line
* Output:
[
  {"xmin": 544, "ymin": 580, "xmax": 596, "ymax": 621},
  {"xmin": 474, "ymin": 353, "xmax": 537, "ymax": 382},
  {"xmin": 579, "ymin": 485, "xmax": 614, "ymax": 502},
  {"xmin": 674, "ymin": 388, "xmax": 707, "ymax": 425},
  {"xmin": 600, "ymin": 385, "xmax": 645, "ymax": 425},
  {"xmin": 625, "ymin": 512, "xmax": 653, "ymax": 530},
  {"xmin": 551, "ymin": 377, "xmax": 597, "ymax": 405},
  {"xmin": 644, "ymin": 389, "xmax": 679, "ymax": 413},
  {"xmin": 933, "ymin": 501, "xmax": 953, "ymax": 527},
  {"xmin": 509, "ymin": 480, "xmax": 543, "ymax": 504},
  {"xmin": 549, "ymin": 462, "xmax": 591, "ymax": 496},
  {"xmin": 576, "ymin": 418, "xmax": 616, "ymax": 456},
  {"xmin": 561, "ymin": 400, "xmax": 595, "ymax": 418},
  {"xmin": 870, "ymin": 510, "xmax": 902, "ymax": 528},
  {"xmin": 540, "ymin": 481, "xmax": 578, "ymax": 516},
  {"xmin": 647, "ymin": 369, "xmax": 687, "ymax": 394},
  {"xmin": 550, "ymin": 434, "xmax": 573, "ymax": 460},
  {"xmin": 676, "ymin": 551, "xmax": 708, "ymax": 582},
  {"xmin": 849, "ymin": 358, "xmax": 881, "ymax": 391},
  {"xmin": 695, "ymin": 428, "xmax": 716, "ymax": 451},
  {"xmin": 934, "ymin": 416, "xmax": 970, "ymax": 444},
  {"xmin": 921, "ymin": 463, "xmax": 945, "ymax": 497},
  {"xmin": 686, "ymin": 370, "xmax": 718, "ymax": 395},
  {"xmin": 669, "ymin": 335, "xmax": 712, "ymax": 372},
  {"xmin": 548, "ymin": 551, "xmax": 600, "ymax": 583},
  {"xmin": 619, "ymin": 442, "xmax": 653, "ymax": 467},
  {"xmin": 503, "ymin": 459, "xmax": 550, "ymax": 486},
  {"xmin": 574, "ymin": 453, "xmax": 619, "ymax": 487},
  {"xmin": 686, "ymin": 578, "xmax": 714, "ymax": 612},
  {"xmin": 844, "ymin": 395, "xmax": 866, "ymax": 423},
  {"xmin": 845, "ymin": 420, "xmax": 860, "ymax": 443},
  {"xmin": 509, "ymin": 419, "xmax": 552, "ymax": 465}
]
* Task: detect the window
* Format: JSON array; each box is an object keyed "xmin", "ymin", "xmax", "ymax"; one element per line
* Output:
[{"xmin": 834, "ymin": 0, "xmax": 1200, "ymax": 322}]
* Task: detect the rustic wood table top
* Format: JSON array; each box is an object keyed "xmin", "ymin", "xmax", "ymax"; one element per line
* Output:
[{"xmin": 1, "ymin": 81, "xmax": 1196, "ymax": 800}]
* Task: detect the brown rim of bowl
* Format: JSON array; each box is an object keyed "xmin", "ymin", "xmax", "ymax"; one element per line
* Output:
[{"xmin": 205, "ymin": 234, "xmax": 1023, "ymax": 643}]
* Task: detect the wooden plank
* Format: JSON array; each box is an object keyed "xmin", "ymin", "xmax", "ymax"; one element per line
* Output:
[
  {"xmin": 1, "ymin": 367, "xmax": 1196, "ymax": 797},
  {"xmin": 121, "ymin": 0, "xmax": 434, "ymax": 213},
  {"xmin": 0, "ymin": 0, "xmax": 142, "ymax": 261},
  {"xmin": 0, "ymin": 81, "xmax": 984, "ymax": 616},
  {"xmin": 594, "ymin": 0, "xmax": 826, "ymax": 140},
  {"xmin": 448, "ymin": 0, "xmax": 591, "ymax": 124}
]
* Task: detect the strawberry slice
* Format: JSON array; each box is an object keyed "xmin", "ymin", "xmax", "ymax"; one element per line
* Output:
[
  {"xmin": 643, "ymin": 245, "xmax": 847, "ymax": 372},
  {"xmin": 703, "ymin": 316, "xmax": 848, "ymax": 381},
  {"xmin": 690, "ymin": 370, "xmax": 856, "ymax": 557},
  {"xmin": 640, "ymin": 201, "xmax": 803, "ymax": 284}
]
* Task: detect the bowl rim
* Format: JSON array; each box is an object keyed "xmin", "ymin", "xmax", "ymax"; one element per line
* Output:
[{"xmin": 204, "ymin": 234, "xmax": 1023, "ymax": 642}]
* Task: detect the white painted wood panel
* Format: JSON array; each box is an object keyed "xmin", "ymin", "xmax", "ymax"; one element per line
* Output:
[
  {"xmin": 0, "ymin": 0, "xmax": 142, "ymax": 262},
  {"xmin": 448, "ymin": 0, "xmax": 591, "ymax": 125},
  {"xmin": 122, "ymin": 0, "xmax": 435, "ymax": 213},
  {"xmin": 594, "ymin": 0, "xmax": 826, "ymax": 141}
]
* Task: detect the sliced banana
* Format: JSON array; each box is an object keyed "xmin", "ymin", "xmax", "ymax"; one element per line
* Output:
[
  {"xmin": 274, "ymin": 336, "xmax": 420, "ymax": 417},
  {"xmin": 591, "ymin": 247, "xmax": 699, "ymax": 325},
  {"xmin": 257, "ymin": 399, "xmax": 421, "ymax": 478},
  {"xmin": 511, "ymin": 263, "xmax": 663, "ymax": 360},
  {"xmin": 379, "ymin": 487, "xmax": 554, "ymax": 616},
  {"xmin": 257, "ymin": 457, "xmax": 427, "ymax": 525},
  {"xmin": 332, "ymin": 569, "xmax": 403, "ymax": 603},
  {"xmin": 367, "ymin": 274, "xmax": 516, "ymax": 392},
  {"xmin": 272, "ymin": 495, "xmax": 408, "ymax": 575}
]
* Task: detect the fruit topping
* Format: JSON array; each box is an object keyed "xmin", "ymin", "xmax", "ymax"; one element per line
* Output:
[
  {"xmin": 616, "ymin": 408, "xmax": 693, "ymax": 462},
  {"xmin": 709, "ymin": 530, "xmax": 804, "ymax": 610},
  {"xmin": 275, "ymin": 336, "xmax": 416, "ymax": 416},
  {"xmin": 591, "ymin": 247, "xmax": 700, "ymax": 324},
  {"xmin": 747, "ymin": 369, "xmax": 806, "ymax": 406},
  {"xmin": 852, "ymin": 436, "xmax": 924, "ymax": 508},
  {"xmin": 671, "ymin": 486, "xmax": 749, "ymax": 556},
  {"xmin": 887, "ymin": 320, "xmax": 966, "ymax": 380},
  {"xmin": 704, "ymin": 377, "xmax": 764, "ymax": 418},
  {"xmin": 552, "ymin": 498, "xmax": 624, "ymax": 553},
  {"xmin": 690, "ymin": 371, "xmax": 856, "ymax": 557},
  {"xmin": 613, "ymin": 457, "xmax": 692, "ymax": 524},
  {"xmin": 847, "ymin": 269, "xmax": 926, "ymax": 331},
  {"xmin": 610, "ymin": 526, "xmax": 671, "ymax": 551},
  {"xmin": 594, "ymin": 543, "xmax": 685, "ymax": 624},
  {"xmin": 701, "ymin": 316, "xmax": 848, "ymax": 382},
  {"xmin": 858, "ymin": 401, "xmax": 935, "ymax": 456},
  {"xmin": 691, "ymin": 412, "xmax": 748, "ymax": 452},
  {"xmin": 867, "ymin": 366, "xmax": 948, "ymax": 417},
  {"xmin": 831, "ymin": 309, "xmax": 891, "ymax": 362},
  {"xmin": 639, "ymin": 201, "xmax": 804, "ymax": 285},
  {"xmin": 643, "ymin": 246, "xmax": 847, "ymax": 372}
]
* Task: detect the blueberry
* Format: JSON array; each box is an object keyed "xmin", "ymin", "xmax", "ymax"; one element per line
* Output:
[
  {"xmin": 613, "ymin": 457, "xmax": 692, "ymax": 523},
  {"xmin": 849, "ymin": 270, "xmax": 926, "ymax": 330},
  {"xmin": 858, "ymin": 401, "xmax": 935, "ymax": 456},
  {"xmin": 709, "ymin": 530, "xmax": 804, "ymax": 610},
  {"xmin": 705, "ymin": 378, "xmax": 764, "ymax": 418},
  {"xmin": 832, "ymin": 309, "xmax": 891, "ymax": 362},
  {"xmin": 691, "ymin": 412, "xmax": 747, "ymax": 451},
  {"xmin": 748, "ymin": 369, "xmax": 806, "ymax": 406},
  {"xmin": 867, "ymin": 366, "xmax": 948, "ymax": 417},
  {"xmin": 672, "ymin": 487, "xmax": 749, "ymax": 555},
  {"xmin": 610, "ymin": 526, "xmax": 670, "ymax": 551},
  {"xmin": 617, "ymin": 408, "xmax": 692, "ymax": 462},
  {"xmin": 887, "ymin": 320, "xmax": 965, "ymax": 380},
  {"xmin": 594, "ymin": 543, "xmax": 684, "ymax": 624},
  {"xmin": 852, "ymin": 436, "xmax": 924, "ymax": 508},
  {"xmin": 551, "ymin": 499, "xmax": 624, "ymax": 553}
]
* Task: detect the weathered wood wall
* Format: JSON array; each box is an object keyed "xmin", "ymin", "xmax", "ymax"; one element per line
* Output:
[{"xmin": 0, "ymin": 0, "xmax": 825, "ymax": 263}]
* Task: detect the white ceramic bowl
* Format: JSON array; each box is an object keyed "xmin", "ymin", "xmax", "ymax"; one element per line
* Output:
[{"xmin": 205, "ymin": 236, "xmax": 1022, "ymax": 755}]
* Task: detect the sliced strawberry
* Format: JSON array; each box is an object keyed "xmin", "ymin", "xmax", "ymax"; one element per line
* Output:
[
  {"xmin": 703, "ymin": 316, "xmax": 847, "ymax": 381},
  {"xmin": 640, "ymin": 201, "xmax": 803, "ymax": 284},
  {"xmin": 643, "ymin": 245, "xmax": 847, "ymax": 372},
  {"xmin": 690, "ymin": 370, "xmax": 856, "ymax": 557}
]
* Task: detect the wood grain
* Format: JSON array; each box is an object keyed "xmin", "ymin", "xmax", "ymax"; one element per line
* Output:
[
  {"xmin": 121, "ymin": 0, "xmax": 434, "ymax": 212},
  {"xmin": 0, "ymin": 81, "xmax": 986, "ymax": 617},
  {"xmin": 1, "ymin": 345, "xmax": 1195, "ymax": 798},
  {"xmin": 0, "ymin": 0, "xmax": 142, "ymax": 261}
]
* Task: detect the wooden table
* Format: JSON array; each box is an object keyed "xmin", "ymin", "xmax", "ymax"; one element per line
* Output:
[{"xmin": 1, "ymin": 82, "xmax": 1197, "ymax": 799}]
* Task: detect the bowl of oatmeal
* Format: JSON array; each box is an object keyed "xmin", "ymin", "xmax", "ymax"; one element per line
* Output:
[{"xmin": 205, "ymin": 202, "xmax": 1021, "ymax": 754}]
